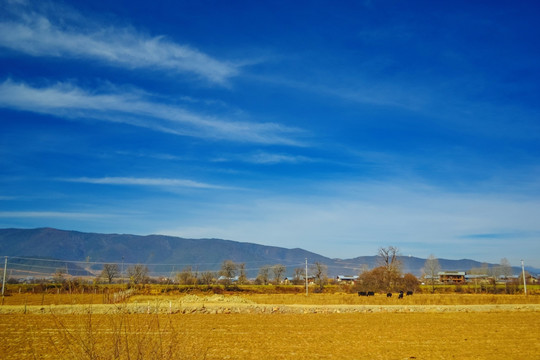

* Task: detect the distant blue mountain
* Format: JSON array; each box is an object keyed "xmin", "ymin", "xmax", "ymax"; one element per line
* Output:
[{"xmin": 0, "ymin": 228, "xmax": 537, "ymax": 278}]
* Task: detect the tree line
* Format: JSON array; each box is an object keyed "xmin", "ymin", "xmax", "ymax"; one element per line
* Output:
[
  {"xmin": 94, "ymin": 247, "xmax": 416, "ymax": 292},
  {"xmin": 94, "ymin": 260, "xmax": 329, "ymax": 288},
  {"xmin": 56, "ymin": 246, "xmax": 529, "ymax": 294}
]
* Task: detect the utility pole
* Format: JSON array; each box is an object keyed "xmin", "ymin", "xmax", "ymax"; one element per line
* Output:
[
  {"xmin": 121, "ymin": 256, "xmax": 124, "ymax": 285},
  {"xmin": 305, "ymin": 258, "xmax": 308, "ymax": 296},
  {"xmin": 521, "ymin": 259, "xmax": 527, "ymax": 295},
  {"xmin": 2, "ymin": 256, "xmax": 7, "ymax": 303}
]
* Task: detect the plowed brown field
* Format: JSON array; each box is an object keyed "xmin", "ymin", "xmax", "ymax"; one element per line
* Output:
[
  {"xmin": 0, "ymin": 294, "xmax": 539, "ymax": 359},
  {"xmin": 1, "ymin": 311, "xmax": 539, "ymax": 359}
]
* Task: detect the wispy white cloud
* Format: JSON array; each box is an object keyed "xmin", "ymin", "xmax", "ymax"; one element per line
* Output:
[
  {"xmin": 115, "ymin": 151, "xmax": 184, "ymax": 161},
  {"xmin": 60, "ymin": 177, "xmax": 225, "ymax": 189},
  {"xmin": 214, "ymin": 151, "xmax": 316, "ymax": 164},
  {"xmin": 0, "ymin": 2, "xmax": 237, "ymax": 83},
  {"xmin": 0, "ymin": 79, "xmax": 304, "ymax": 145},
  {"xmin": 246, "ymin": 151, "xmax": 315, "ymax": 164}
]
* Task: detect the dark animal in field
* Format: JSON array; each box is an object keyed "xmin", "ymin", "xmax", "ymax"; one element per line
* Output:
[
  {"xmin": 367, "ymin": 291, "xmax": 375, "ymax": 296},
  {"xmin": 386, "ymin": 293, "xmax": 392, "ymax": 297},
  {"xmin": 398, "ymin": 291, "xmax": 404, "ymax": 299},
  {"xmin": 358, "ymin": 291, "xmax": 367, "ymax": 296},
  {"xmin": 406, "ymin": 291, "xmax": 413, "ymax": 296}
]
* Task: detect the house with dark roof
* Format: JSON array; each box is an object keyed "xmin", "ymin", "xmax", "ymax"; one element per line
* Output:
[{"xmin": 438, "ymin": 271, "xmax": 466, "ymax": 284}]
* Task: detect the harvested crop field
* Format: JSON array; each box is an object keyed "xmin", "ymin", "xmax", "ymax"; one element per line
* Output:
[
  {"xmin": 1, "ymin": 294, "xmax": 539, "ymax": 359},
  {"xmin": 1, "ymin": 311, "xmax": 539, "ymax": 359}
]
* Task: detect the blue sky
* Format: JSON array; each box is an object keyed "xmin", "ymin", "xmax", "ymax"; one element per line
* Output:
[{"xmin": 1, "ymin": 0, "xmax": 540, "ymax": 268}]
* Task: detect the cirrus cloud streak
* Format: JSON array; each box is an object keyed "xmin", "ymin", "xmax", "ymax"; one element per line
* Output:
[
  {"xmin": 0, "ymin": 79, "xmax": 304, "ymax": 145},
  {"xmin": 60, "ymin": 176, "xmax": 225, "ymax": 189},
  {"xmin": 0, "ymin": 1, "xmax": 237, "ymax": 83}
]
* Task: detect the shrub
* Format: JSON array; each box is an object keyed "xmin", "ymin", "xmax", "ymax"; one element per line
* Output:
[{"xmin": 48, "ymin": 309, "xmax": 208, "ymax": 360}]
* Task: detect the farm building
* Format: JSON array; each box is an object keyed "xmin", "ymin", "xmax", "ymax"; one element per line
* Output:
[
  {"xmin": 438, "ymin": 271, "xmax": 466, "ymax": 284},
  {"xmin": 336, "ymin": 275, "xmax": 359, "ymax": 283},
  {"xmin": 465, "ymin": 274, "xmax": 491, "ymax": 284}
]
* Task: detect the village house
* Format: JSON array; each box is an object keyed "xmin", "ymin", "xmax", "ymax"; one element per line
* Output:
[
  {"xmin": 336, "ymin": 275, "xmax": 359, "ymax": 284},
  {"xmin": 438, "ymin": 271, "xmax": 466, "ymax": 284}
]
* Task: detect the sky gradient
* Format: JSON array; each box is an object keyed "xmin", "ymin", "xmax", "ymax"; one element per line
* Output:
[{"xmin": 1, "ymin": 0, "xmax": 540, "ymax": 268}]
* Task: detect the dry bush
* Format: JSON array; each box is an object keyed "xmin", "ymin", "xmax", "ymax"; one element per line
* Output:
[{"xmin": 46, "ymin": 309, "xmax": 208, "ymax": 360}]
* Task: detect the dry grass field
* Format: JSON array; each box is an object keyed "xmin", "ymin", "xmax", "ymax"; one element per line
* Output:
[
  {"xmin": 1, "ymin": 311, "xmax": 539, "ymax": 359},
  {"xmin": 240, "ymin": 292, "xmax": 540, "ymax": 305},
  {"xmin": 1, "ymin": 293, "xmax": 113, "ymax": 306},
  {"xmin": 0, "ymin": 293, "xmax": 539, "ymax": 359},
  {"xmin": 2, "ymin": 291, "xmax": 540, "ymax": 307}
]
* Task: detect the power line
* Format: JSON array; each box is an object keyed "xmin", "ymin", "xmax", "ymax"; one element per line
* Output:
[
  {"xmin": 7, "ymin": 255, "xmax": 305, "ymax": 268},
  {"xmin": 0, "ymin": 255, "xmax": 308, "ymax": 278}
]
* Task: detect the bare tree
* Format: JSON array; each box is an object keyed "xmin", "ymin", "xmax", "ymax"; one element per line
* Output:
[
  {"xmin": 498, "ymin": 258, "xmax": 513, "ymax": 294},
  {"xmin": 293, "ymin": 267, "xmax": 304, "ymax": 285},
  {"xmin": 127, "ymin": 264, "xmax": 149, "ymax": 285},
  {"xmin": 378, "ymin": 246, "xmax": 402, "ymax": 291},
  {"xmin": 257, "ymin": 265, "xmax": 271, "ymax": 285},
  {"xmin": 311, "ymin": 262, "xmax": 328, "ymax": 292},
  {"xmin": 219, "ymin": 260, "xmax": 237, "ymax": 285},
  {"xmin": 200, "ymin": 271, "xmax": 215, "ymax": 285},
  {"xmin": 489, "ymin": 258, "xmax": 513, "ymax": 294},
  {"xmin": 480, "ymin": 262, "xmax": 489, "ymax": 276},
  {"xmin": 378, "ymin": 246, "xmax": 401, "ymax": 272},
  {"xmin": 272, "ymin": 264, "xmax": 286, "ymax": 284},
  {"xmin": 176, "ymin": 266, "xmax": 197, "ymax": 285},
  {"xmin": 424, "ymin": 254, "xmax": 441, "ymax": 293},
  {"xmin": 101, "ymin": 264, "xmax": 119, "ymax": 284},
  {"xmin": 499, "ymin": 258, "xmax": 513, "ymax": 277},
  {"xmin": 238, "ymin": 263, "xmax": 248, "ymax": 285},
  {"xmin": 219, "ymin": 260, "xmax": 237, "ymax": 278}
]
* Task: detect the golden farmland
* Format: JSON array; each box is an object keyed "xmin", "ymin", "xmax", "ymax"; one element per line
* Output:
[{"xmin": 1, "ymin": 292, "xmax": 539, "ymax": 359}]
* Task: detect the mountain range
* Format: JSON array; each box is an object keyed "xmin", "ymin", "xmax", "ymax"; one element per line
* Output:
[{"xmin": 0, "ymin": 228, "xmax": 536, "ymax": 278}]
